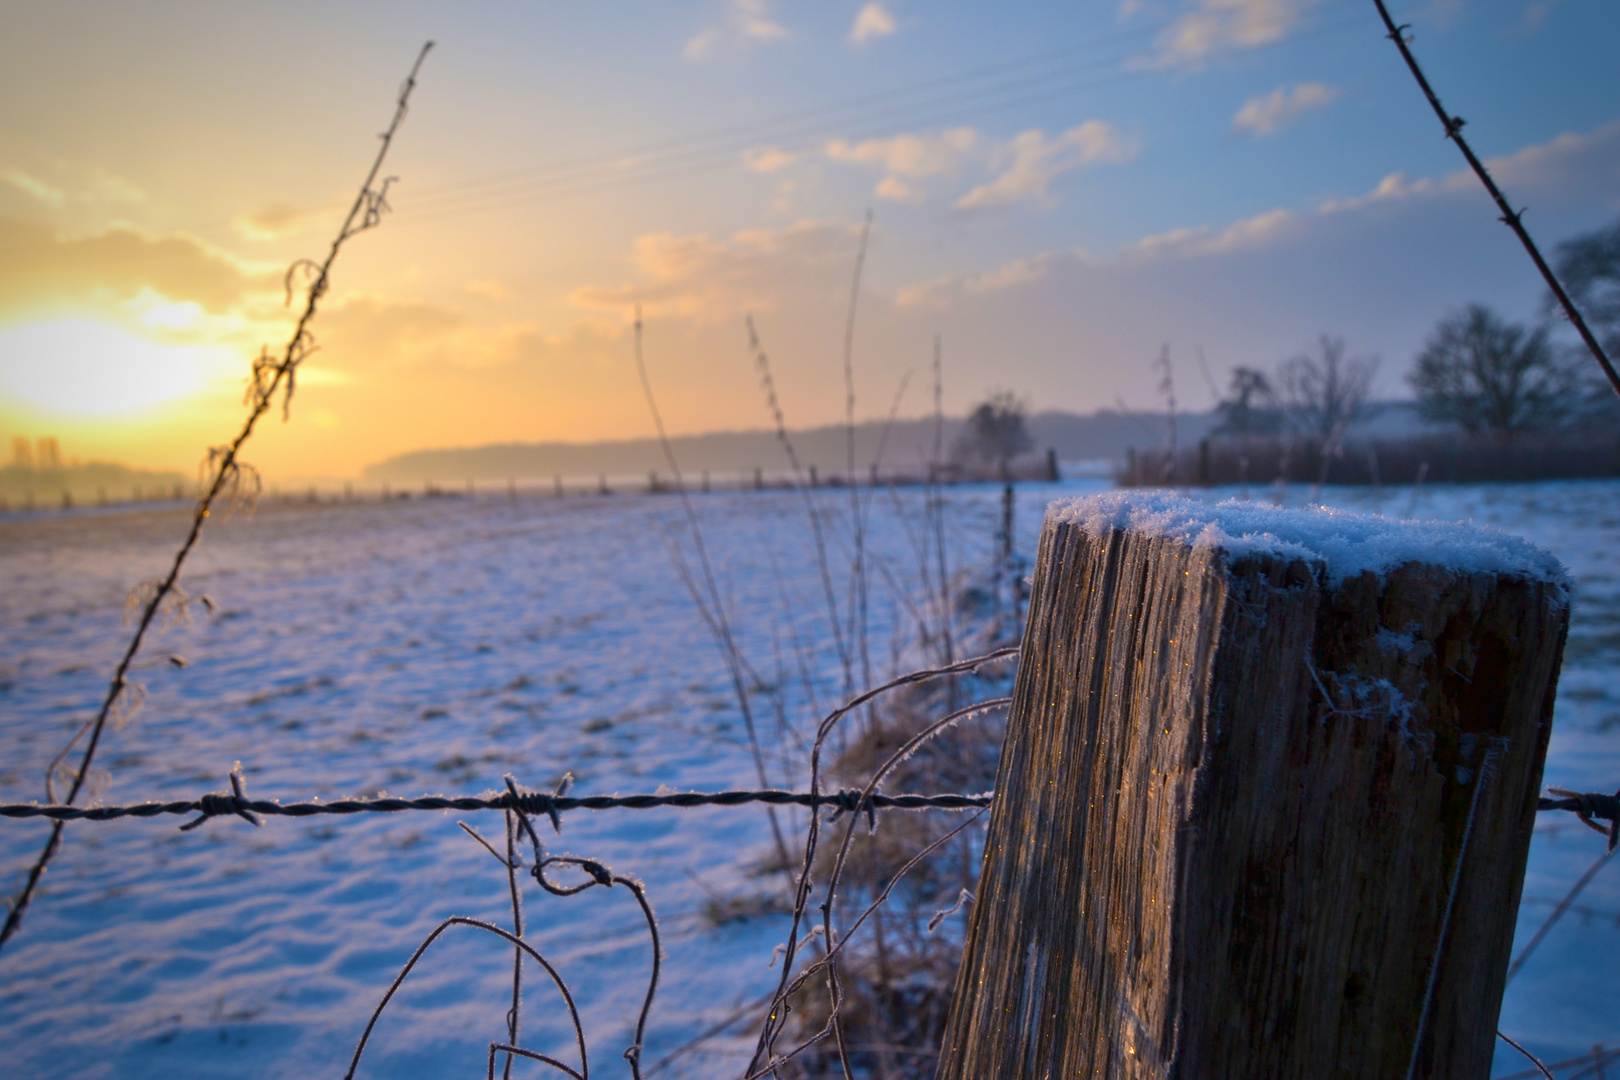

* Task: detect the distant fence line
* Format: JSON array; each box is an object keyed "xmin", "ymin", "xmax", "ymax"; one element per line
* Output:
[
  {"xmin": 0, "ymin": 455, "xmax": 1074, "ymax": 515},
  {"xmin": 1123, "ymin": 431, "xmax": 1620, "ymax": 489}
]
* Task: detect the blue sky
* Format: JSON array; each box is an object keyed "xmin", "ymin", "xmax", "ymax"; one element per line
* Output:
[{"xmin": 1, "ymin": 0, "xmax": 1616, "ymax": 477}]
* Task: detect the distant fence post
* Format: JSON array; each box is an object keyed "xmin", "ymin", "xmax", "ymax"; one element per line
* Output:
[{"xmin": 936, "ymin": 495, "xmax": 1568, "ymax": 1080}]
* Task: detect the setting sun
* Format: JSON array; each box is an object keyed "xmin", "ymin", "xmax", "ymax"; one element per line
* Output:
[{"xmin": 0, "ymin": 318, "xmax": 237, "ymax": 418}]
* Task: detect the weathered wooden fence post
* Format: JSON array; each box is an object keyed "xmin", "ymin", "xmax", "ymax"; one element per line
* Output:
[{"xmin": 937, "ymin": 492, "xmax": 1568, "ymax": 1080}]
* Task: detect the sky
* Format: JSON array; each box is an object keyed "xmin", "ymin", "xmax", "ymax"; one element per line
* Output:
[{"xmin": 0, "ymin": 0, "xmax": 1616, "ymax": 481}]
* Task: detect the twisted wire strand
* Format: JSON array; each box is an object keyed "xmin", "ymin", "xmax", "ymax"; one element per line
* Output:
[
  {"xmin": 0, "ymin": 786, "xmax": 995, "ymax": 827},
  {"xmin": 1, "ymin": 785, "xmax": 1610, "ymax": 830}
]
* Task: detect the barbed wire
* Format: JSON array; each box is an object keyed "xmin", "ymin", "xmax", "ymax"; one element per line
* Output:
[
  {"xmin": 1370, "ymin": 0, "xmax": 1620, "ymax": 399},
  {"xmin": 2, "ymin": 733, "xmax": 1610, "ymax": 1077},
  {"xmin": 0, "ymin": 769, "xmax": 1608, "ymax": 838},
  {"xmin": 0, "ymin": 771, "xmax": 995, "ymax": 830}
]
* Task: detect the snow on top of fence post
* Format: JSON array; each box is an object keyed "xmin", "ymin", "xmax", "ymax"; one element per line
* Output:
[{"xmin": 1047, "ymin": 490, "xmax": 1568, "ymax": 593}]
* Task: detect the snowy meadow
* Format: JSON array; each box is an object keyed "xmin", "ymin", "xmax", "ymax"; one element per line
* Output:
[{"xmin": 0, "ymin": 477, "xmax": 1616, "ymax": 1077}]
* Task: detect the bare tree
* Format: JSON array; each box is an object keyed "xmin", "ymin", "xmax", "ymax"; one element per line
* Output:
[
  {"xmin": 1550, "ymin": 217, "xmax": 1620, "ymax": 355},
  {"xmin": 1408, "ymin": 304, "xmax": 1578, "ymax": 436},
  {"xmin": 1278, "ymin": 336, "xmax": 1379, "ymax": 439},
  {"xmin": 1548, "ymin": 218, "xmax": 1620, "ymax": 423},
  {"xmin": 1213, "ymin": 367, "xmax": 1283, "ymax": 436},
  {"xmin": 953, "ymin": 391, "xmax": 1033, "ymax": 469}
]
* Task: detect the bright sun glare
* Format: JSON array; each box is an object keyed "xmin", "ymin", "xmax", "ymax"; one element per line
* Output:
[{"xmin": 0, "ymin": 318, "xmax": 237, "ymax": 418}]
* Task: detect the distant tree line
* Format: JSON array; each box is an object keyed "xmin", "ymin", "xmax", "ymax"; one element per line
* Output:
[
  {"xmin": 952, "ymin": 391, "xmax": 1034, "ymax": 469},
  {"xmin": 1211, "ymin": 216, "xmax": 1620, "ymax": 441},
  {"xmin": 1212, "ymin": 335, "xmax": 1379, "ymax": 444}
]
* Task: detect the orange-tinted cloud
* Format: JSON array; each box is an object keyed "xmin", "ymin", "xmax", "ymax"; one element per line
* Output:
[
  {"xmin": 568, "ymin": 219, "xmax": 866, "ymax": 324},
  {"xmin": 0, "ymin": 217, "xmax": 270, "ymax": 321}
]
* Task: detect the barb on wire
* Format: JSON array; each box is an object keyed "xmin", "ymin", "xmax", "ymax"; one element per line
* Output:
[
  {"xmin": 179, "ymin": 762, "xmax": 260, "ymax": 831},
  {"xmin": 0, "ymin": 39, "xmax": 433, "ymax": 954},
  {"xmin": 1369, "ymin": 0, "xmax": 1620, "ymax": 399},
  {"xmin": 344, "ymin": 774, "xmax": 666, "ymax": 1080},
  {"xmin": 0, "ymin": 782, "xmax": 997, "ymax": 826},
  {"xmin": 1540, "ymin": 787, "xmax": 1620, "ymax": 851},
  {"xmin": 5, "ymin": 768, "xmax": 1613, "ymax": 844},
  {"xmin": 504, "ymin": 774, "xmax": 661, "ymax": 1080}
]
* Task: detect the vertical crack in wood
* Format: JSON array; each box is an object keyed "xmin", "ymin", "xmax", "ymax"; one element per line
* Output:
[{"xmin": 937, "ymin": 520, "xmax": 1567, "ymax": 1080}]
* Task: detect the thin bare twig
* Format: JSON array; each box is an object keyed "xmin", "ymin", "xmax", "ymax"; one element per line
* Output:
[
  {"xmin": 634, "ymin": 310, "xmax": 795, "ymax": 876},
  {"xmin": 0, "ymin": 39, "xmax": 434, "ymax": 952},
  {"xmin": 844, "ymin": 212, "xmax": 876, "ymax": 713},
  {"xmin": 343, "ymin": 916, "xmax": 585, "ymax": 1080},
  {"xmin": 1498, "ymin": 1031, "xmax": 1558, "ymax": 1080},
  {"xmin": 1506, "ymin": 847, "xmax": 1616, "ymax": 984}
]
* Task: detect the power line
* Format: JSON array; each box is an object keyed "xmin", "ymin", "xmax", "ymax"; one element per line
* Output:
[
  {"xmin": 403, "ymin": 19, "xmax": 1174, "ymax": 205},
  {"xmin": 392, "ymin": 0, "xmax": 1376, "ymax": 224}
]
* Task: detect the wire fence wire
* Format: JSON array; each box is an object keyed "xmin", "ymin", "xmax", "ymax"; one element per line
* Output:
[
  {"xmin": 0, "ymin": 782, "xmax": 996, "ymax": 828},
  {"xmin": 4, "ymin": 9, "xmax": 1619, "ymax": 1074},
  {"xmin": 0, "ymin": 775, "xmax": 1609, "ymax": 845},
  {"xmin": 1, "ymin": 655, "xmax": 1614, "ymax": 1078}
]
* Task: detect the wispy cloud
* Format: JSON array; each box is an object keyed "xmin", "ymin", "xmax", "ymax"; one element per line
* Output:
[
  {"xmin": 569, "ymin": 219, "xmax": 864, "ymax": 324},
  {"xmin": 1, "ymin": 165, "xmax": 145, "ymax": 208},
  {"xmin": 828, "ymin": 128, "xmax": 976, "ymax": 172},
  {"xmin": 235, "ymin": 200, "xmax": 336, "ymax": 241},
  {"xmin": 1231, "ymin": 82, "xmax": 1340, "ymax": 137},
  {"xmin": 1147, "ymin": 0, "xmax": 1310, "ymax": 67},
  {"xmin": 955, "ymin": 122, "xmax": 1136, "ymax": 211},
  {"xmin": 1139, "ymin": 119, "xmax": 1620, "ymax": 255},
  {"xmin": 849, "ymin": 2, "xmax": 899, "ymax": 45},
  {"xmin": 2, "ymin": 168, "xmax": 65, "ymax": 207},
  {"xmin": 1130, "ymin": 207, "xmax": 1301, "ymax": 258},
  {"xmin": 0, "ymin": 216, "xmax": 271, "ymax": 320},
  {"xmin": 874, "ymin": 176, "xmax": 923, "ymax": 203},
  {"xmin": 824, "ymin": 128, "xmax": 979, "ymax": 202},
  {"xmin": 744, "ymin": 147, "xmax": 799, "ymax": 173},
  {"xmin": 895, "ymin": 253, "xmax": 1059, "ymax": 308},
  {"xmin": 685, "ymin": 0, "xmax": 790, "ymax": 62}
]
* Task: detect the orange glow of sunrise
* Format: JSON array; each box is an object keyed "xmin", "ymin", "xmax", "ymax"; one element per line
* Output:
[{"xmin": 0, "ymin": 318, "xmax": 240, "ymax": 419}]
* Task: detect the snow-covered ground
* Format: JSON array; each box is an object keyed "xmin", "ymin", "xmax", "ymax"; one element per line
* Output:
[{"xmin": 0, "ymin": 477, "xmax": 1615, "ymax": 1077}]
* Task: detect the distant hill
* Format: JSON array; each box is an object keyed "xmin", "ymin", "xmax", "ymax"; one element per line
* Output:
[
  {"xmin": 361, "ymin": 408, "xmax": 1227, "ymax": 484},
  {"xmin": 0, "ymin": 461, "xmax": 190, "ymax": 506},
  {"xmin": 360, "ymin": 404, "xmax": 1438, "ymax": 485}
]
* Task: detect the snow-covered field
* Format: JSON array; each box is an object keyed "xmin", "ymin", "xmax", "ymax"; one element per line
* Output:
[{"xmin": 0, "ymin": 478, "xmax": 1615, "ymax": 1077}]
